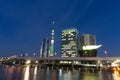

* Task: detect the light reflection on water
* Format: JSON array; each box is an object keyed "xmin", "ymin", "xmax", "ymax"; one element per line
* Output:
[
  {"xmin": 24, "ymin": 66, "xmax": 30, "ymax": 80},
  {"xmin": 33, "ymin": 66, "xmax": 37, "ymax": 80},
  {"xmin": 113, "ymin": 72, "xmax": 120, "ymax": 80},
  {"xmin": 0, "ymin": 65, "xmax": 120, "ymax": 80}
]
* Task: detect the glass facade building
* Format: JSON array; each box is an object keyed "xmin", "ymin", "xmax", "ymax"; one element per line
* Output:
[
  {"xmin": 80, "ymin": 34, "xmax": 97, "ymax": 64},
  {"xmin": 80, "ymin": 34, "xmax": 97, "ymax": 57},
  {"xmin": 80, "ymin": 34, "xmax": 96, "ymax": 49},
  {"xmin": 61, "ymin": 28, "xmax": 78, "ymax": 57}
]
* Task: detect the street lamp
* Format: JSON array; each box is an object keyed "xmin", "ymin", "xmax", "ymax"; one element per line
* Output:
[
  {"xmin": 20, "ymin": 54, "xmax": 23, "ymax": 57},
  {"xmin": 25, "ymin": 53, "xmax": 28, "ymax": 57},
  {"xmin": 104, "ymin": 50, "xmax": 108, "ymax": 57},
  {"xmin": 33, "ymin": 53, "xmax": 36, "ymax": 56}
]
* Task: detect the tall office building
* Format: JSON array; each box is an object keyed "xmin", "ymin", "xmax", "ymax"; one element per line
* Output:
[{"xmin": 61, "ymin": 28, "xmax": 78, "ymax": 57}]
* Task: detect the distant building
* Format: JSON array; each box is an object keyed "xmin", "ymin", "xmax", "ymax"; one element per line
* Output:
[
  {"xmin": 61, "ymin": 28, "xmax": 78, "ymax": 57},
  {"xmin": 46, "ymin": 39, "xmax": 50, "ymax": 57},
  {"xmin": 40, "ymin": 38, "xmax": 46, "ymax": 57},
  {"xmin": 40, "ymin": 38, "xmax": 51, "ymax": 58}
]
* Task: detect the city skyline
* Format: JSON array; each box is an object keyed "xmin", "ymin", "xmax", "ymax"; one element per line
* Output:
[
  {"xmin": 0, "ymin": 0, "xmax": 120, "ymax": 57},
  {"xmin": 37, "ymin": 28, "xmax": 101, "ymax": 58}
]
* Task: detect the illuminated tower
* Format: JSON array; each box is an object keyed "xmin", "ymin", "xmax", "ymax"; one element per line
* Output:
[{"xmin": 50, "ymin": 21, "xmax": 55, "ymax": 57}]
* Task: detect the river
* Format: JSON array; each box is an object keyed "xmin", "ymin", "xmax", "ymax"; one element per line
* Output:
[{"xmin": 0, "ymin": 65, "xmax": 120, "ymax": 80}]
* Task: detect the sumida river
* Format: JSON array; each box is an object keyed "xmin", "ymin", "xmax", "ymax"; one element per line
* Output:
[{"xmin": 0, "ymin": 65, "xmax": 120, "ymax": 80}]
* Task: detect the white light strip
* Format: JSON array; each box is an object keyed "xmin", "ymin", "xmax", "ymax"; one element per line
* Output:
[{"xmin": 82, "ymin": 45, "xmax": 102, "ymax": 50}]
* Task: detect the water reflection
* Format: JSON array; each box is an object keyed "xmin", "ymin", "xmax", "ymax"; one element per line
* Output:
[
  {"xmin": 4, "ymin": 66, "xmax": 14, "ymax": 80},
  {"xmin": 113, "ymin": 71, "xmax": 120, "ymax": 80},
  {"xmin": 15, "ymin": 66, "xmax": 21, "ymax": 80},
  {"xmin": 82, "ymin": 72, "xmax": 98, "ymax": 80},
  {"xmin": 33, "ymin": 66, "xmax": 37, "ymax": 80},
  {"xmin": 0, "ymin": 65, "xmax": 120, "ymax": 80},
  {"xmin": 102, "ymin": 71, "xmax": 113, "ymax": 80},
  {"xmin": 51, "ymin": 69, "xmax": 58, "ymax": 80},
  {"xmin": 66, "ymin": 71, "xmax": 72, "ymax": 80},
  {"xmin": 24, "ymin": 66, "xmax": 30, "ymax": 80},
  {"xmin": 59, "ymin": 69, "xmax": 62, "ymax": 79}
]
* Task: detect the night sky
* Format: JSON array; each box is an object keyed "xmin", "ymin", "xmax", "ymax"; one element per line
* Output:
[{"xmin": 0, "ymin": 0, "xmax": 120, "ymax": 57}]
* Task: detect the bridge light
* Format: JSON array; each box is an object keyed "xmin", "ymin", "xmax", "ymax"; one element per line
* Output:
[
  {"xmin": 33, "ymin": 53, "xmax": 36, "ymax": 56},
  {"xmin": 26, "ymin": 60, "xmax": 31, "ymax": 65},
  {"xmin": 35, "ymin": 60, "xmax": 38, "ymax": 64},
  {"xmin": 20, "ymin": 54, "xmax": 23, "ymax": 57},
  {"xmin": 104, "ymin": 51, "xmax": 107, "ymax": 54},
  {"xmin": 25, "ymin": 53, "xmax": 28, "ymax": 56}
]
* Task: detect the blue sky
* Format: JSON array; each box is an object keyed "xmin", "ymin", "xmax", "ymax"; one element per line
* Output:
[{"xmin": 0, "ymin": 0, "xmax": 120, "ymax": 57}]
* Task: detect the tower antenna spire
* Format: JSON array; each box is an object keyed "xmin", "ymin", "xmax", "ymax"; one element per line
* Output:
[{"xmin": 52, "ymin": 21, "xmax": 55, "ymax": 26}]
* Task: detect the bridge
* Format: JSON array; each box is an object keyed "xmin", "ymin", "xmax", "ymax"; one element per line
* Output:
[
  {"xmin": 1, "ymin": 56, "xmax": 120, "ymax": 71},
  {"xmin": 17, "ymin": 56, "xmax": 120, "ymax": 61},
  {"xmin": 16, "ymin": 57, "xmax": 120, "ymax": 68}
]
